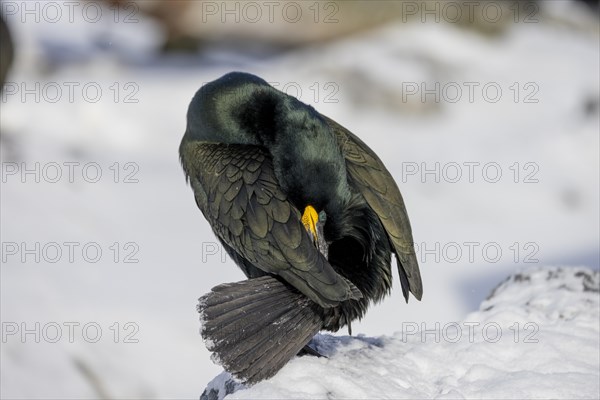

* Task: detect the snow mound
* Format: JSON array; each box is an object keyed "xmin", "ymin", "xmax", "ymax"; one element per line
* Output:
[{"xmin": 201, "ymin": 266, "xmax": 599, "ymax": 400}]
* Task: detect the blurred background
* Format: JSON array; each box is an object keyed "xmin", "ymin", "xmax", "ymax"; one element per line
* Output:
[{"xmin": 0, "ymin": 0, "xmax": 598, "ymax": 398}]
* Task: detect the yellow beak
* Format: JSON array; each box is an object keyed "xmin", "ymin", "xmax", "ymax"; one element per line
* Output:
[
  {"xmin": 301, "ymin": 205, "xmax": 319, "ymax": 240},
  {"xmin": 301, "ymin": 205, "xmax": 328, "ymax": 258}
]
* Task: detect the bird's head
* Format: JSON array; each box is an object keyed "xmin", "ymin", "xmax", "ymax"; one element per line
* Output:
[{"xmin": 183, "ymin": 72, "xmax": 351, "ymax": 257}]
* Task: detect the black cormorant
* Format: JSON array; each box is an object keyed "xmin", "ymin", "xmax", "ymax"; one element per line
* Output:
[{"xmin": 180, "ymin": 72, "xmax": 422, "ymax": 384}]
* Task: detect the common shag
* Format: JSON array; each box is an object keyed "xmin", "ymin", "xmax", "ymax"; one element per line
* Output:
[{"xmin": 180, "ymin": 72, "xmax": 422, "ymax": 384}]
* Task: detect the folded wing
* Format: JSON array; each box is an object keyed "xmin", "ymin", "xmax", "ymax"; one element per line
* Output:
[
  {"xmin": 324, "ymin": 116, "xmax": 423, "ymax": 301},
  {"xmin": 181, "ymin": 141, "xmax": 362, "ymax": 307}
]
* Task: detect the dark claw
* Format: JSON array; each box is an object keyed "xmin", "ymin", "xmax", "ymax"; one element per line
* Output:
[{"xmin": 297, "ymin": 344, "xmax": 327, "ymax": 358}]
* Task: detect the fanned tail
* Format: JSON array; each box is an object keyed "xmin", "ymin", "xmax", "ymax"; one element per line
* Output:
[{"xmin": 198, "ymin": 276, "xmax": 323, "ymax": 384}]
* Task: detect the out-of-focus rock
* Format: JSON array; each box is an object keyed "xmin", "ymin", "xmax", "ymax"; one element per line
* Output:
[
  {"xmin": 105, "ymin": 1, "xmax": 542, "ymax": 52},
  {"xmin": 106, "ymin": 0, "xmax": 408, "ymax": 51},
  {"xmin": 0, "ymin": 11, "xmax": 14, "ymax": 91}
]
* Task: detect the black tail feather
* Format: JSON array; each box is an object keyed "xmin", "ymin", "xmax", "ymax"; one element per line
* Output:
[
  {"xmin": 201, "ymin": 286, "xmax": 293, "ymax": 341},
  {"xmin": 208, "ymin": 292, "xmax": 302, "ymax": 362},
  {"xmin": 237, "ymin": 305, "xmax": 317, "ymax": 382},
  {"xmin": 198, "ymin": 276, "xmax": 323, "ymax": 384}
]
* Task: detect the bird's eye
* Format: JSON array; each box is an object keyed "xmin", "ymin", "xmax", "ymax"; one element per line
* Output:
[{"xmin": 318, "ymin": 210, "xmax": 327, "ymax": 224}]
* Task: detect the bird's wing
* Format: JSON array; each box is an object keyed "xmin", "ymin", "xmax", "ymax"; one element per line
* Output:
[
  {"xmin": 182, "ymin": 141, "xmax": 362, "ymax": 308},
  {"xmin": 324, "ymin": 116, "xmax": 423, "ymax": 301}
]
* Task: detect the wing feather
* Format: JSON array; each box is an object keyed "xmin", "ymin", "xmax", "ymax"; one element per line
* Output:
[{"xmin": 324, "ymin": 116, "xmax": 423, "ymax": 301}]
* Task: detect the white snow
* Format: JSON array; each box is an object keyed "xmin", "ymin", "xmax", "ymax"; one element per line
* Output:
[
  {"xmin": 1, "ymin": 1, "xmax": 599, "ymax": 399},
  {"xmin": 205, "ymin": 266, "xmax": 600, "ymax": 400}
]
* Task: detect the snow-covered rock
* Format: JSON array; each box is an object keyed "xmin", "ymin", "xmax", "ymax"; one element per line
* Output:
[{"xmin": 202, "ymin": 266, "xmax": 599, "ymax": 399}]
